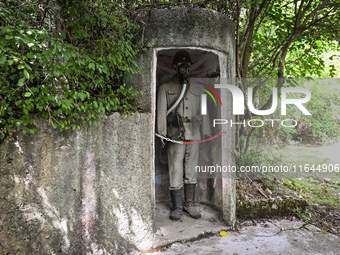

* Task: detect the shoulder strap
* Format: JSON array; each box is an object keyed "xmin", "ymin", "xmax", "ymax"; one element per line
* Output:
[{"xmin": 166, "ymin": 82, "xmax": 189, "ymax": 116}]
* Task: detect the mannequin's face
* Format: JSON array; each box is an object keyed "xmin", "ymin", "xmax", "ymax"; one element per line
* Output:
[{"xmin": 175, "ymin": 62, "xmax": 191, "ymax": 80}]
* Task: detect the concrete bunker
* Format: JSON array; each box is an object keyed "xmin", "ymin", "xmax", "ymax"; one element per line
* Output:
[{"xmin": 132, "ymin": 7, "xmax": 237, "ymax": 234}]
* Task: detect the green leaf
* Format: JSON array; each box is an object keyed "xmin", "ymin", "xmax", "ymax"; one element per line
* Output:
[
  {"xmin": 17, "ymin": 78, "xmax": 25, "ymax": 86},
  {"xmin": 27, "ymin": 52, "xmax": 35, "ymax": 58},
  {"xmin": 24, "ymin": 92, "xmax": 31, "ymax": 97},
  {"xmin": 0, "ymin": 56, "xmax": 6, "ymax": 64},
  {"xmin": 24, "ymin": 70, "xmax": 30, "ymax": 79},
  {"xmin": 89, "ymin": 63, "xmax": 95, "ymax": 70}
]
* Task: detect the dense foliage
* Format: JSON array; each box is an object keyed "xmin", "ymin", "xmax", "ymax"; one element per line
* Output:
[
  {"xmin": 227, "ymin": 0, "xmax": 340, "ymax": 155},
  {"xmin": 245, "ymin": 79, "xmax": 340, "ymax": 147},
  {"xmin": 0, "ymin": 0, "xmax": 142, "ymax": 141},
  {"xmin": 1, "ymin": 0, "xmax": 339, "ymax": 147}
]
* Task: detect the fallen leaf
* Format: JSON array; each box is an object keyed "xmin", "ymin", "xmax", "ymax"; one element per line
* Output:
[{"xmin": 220, "ymin": 231, "xmax": 229, "ymax": 237}]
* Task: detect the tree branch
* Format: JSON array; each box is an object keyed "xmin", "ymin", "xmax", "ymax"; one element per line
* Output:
[
  {"xmin": 300, "ymin": 0, "xmax": 330, "ymax": 30},
  {"xmin": 241, "ymin": 0, "xmax": 271, "ymax": 78},
  {"xmin": 294, "ymin": 0, "xmax": 306, "ymax": 32}
]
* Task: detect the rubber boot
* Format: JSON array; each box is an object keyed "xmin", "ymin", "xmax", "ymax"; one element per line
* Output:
[
  {"xmin": 183, "ymin": 184, "xmax": 201, "ymax": 219},
  {"xmin": 170, "ymin": 189, "xmax": 183, "ymax": 220}
]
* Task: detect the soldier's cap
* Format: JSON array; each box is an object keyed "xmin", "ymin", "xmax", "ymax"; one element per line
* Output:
[{"xmin": 173, "ymin": 50, "xmax": 193, "ymax": 65}]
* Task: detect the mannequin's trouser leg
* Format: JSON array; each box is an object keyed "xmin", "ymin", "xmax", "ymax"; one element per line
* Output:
[
  {"xmin": 167, "ymin": 142, "xmax": 199, "ymax": 190},
  {"xmin": 167, "ymin": 142, "xmax": 199, "ymax": 220}
]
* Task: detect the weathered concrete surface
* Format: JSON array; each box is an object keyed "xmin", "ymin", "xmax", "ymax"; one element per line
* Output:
[
  {"xmin": 152, "ymin": 202, "xmax": 230, "ymax": 249},
  {"xmin": 150, "ymin": 219, "xmax": 340, "ymax": 255},
  {"xmin": 0, "ymin": 113, "xmax": 154, "ymax": 254}
]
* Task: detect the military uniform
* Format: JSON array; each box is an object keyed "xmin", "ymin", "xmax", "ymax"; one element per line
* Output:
[
  {"xmin": 157, "ymin": 50, "xmax": 210, "ymax": 220},
  {"xmin": 157, "ymin": 77, "xmax": 211, "ymax": 190}
]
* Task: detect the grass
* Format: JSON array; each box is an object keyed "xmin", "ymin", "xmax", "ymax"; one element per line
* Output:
[{"xmin": 266, "ymin": 146, "xmax": 329, "ymax": 166}]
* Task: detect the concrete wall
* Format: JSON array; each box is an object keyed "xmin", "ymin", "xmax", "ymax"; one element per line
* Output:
[{"xmin": 0, "ymin": 113, "xmax": 154, "ymax": 254}]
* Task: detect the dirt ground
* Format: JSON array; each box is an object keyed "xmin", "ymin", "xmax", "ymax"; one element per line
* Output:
[
  {"xmin": 237, "ymin": 177, "xmax": 340, "ymax": 236},
  {"xmin": 236, "ymin": 142, "xmax": 340, "ymax": 237}
]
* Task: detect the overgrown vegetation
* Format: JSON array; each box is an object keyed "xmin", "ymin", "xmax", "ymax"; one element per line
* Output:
[
  {"xmin": 239, "ymin": 79, "xmax": 340, "ymax": 147},
  {"xmin": 1, "ymin": 0, "xmax": 339, "ymax": 147},
  {"xmin": 228, "ymin": 0, "xmax": 340, "ymax": 157},
  {"xmin": 0, "ymin": 0, "xmax": 142, "ymax": 142},
  {"xmin": 293, "ymin": 80, "xmax": 340, "ymax": 143}
]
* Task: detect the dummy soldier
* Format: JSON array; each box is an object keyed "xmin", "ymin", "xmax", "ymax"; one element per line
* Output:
[{"xmin": 157, "ymin": 50, "xmax": 211, "ymax": 220}]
